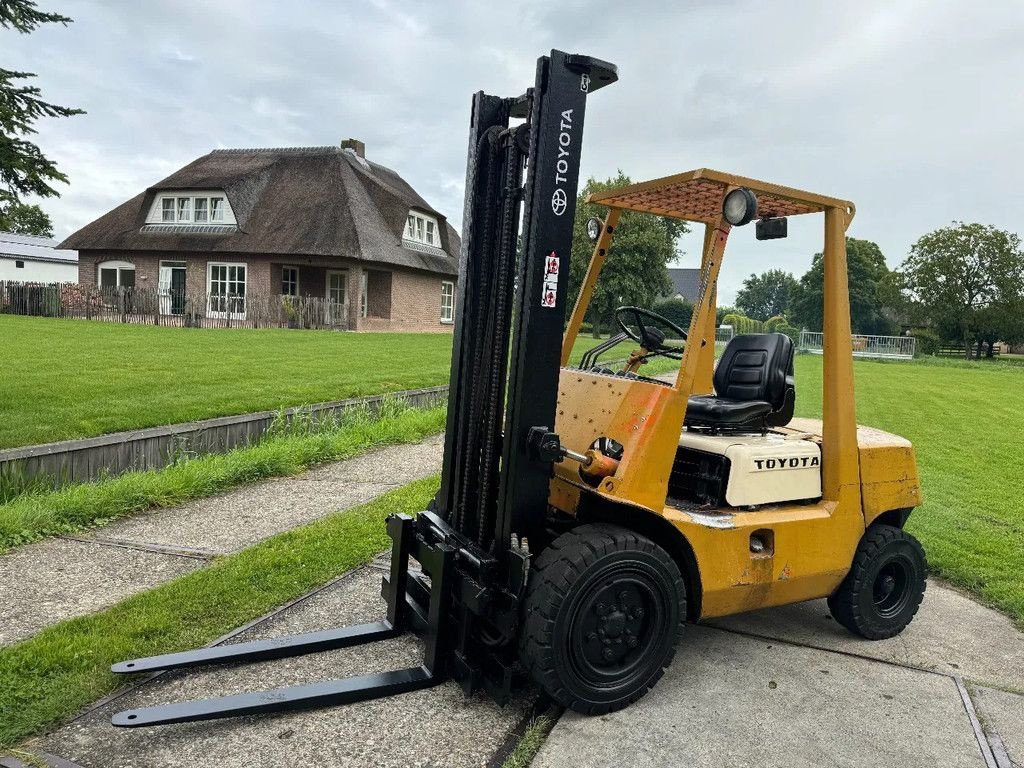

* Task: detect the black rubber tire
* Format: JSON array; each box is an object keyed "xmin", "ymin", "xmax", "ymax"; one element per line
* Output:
[
  {"xmin": 520, "ymin": 524, "xmax": 686, "ymax": 714},
  {"xmin": 828, "ymin": 524, "xmax": 927, "ymax": 640}
]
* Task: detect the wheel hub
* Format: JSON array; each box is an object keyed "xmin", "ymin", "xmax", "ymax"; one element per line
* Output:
[{"xmin": 578, "ymin": 583, "xmax": 652, "ymax": 670}]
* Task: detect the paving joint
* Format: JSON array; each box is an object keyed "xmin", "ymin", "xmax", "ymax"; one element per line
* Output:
[
  {"xmin": 955, "ymin": 675, "xmax": 1001, "ymax": 768},
  {"xmin": 704, "ymin": 621, "xmax": 1019, "ymax": 766},
  {"xmin": 707, "ymin": 621, "xmax": 969, "ymax": 684},
  {"xmin": 58, "ymin": 535, "xmax": 215, "ymax": 561}
]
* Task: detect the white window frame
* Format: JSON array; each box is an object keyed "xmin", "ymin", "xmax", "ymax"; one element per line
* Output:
[
  {"xmin": 403, "ymin": 210, "xmax": 442, "ymax": 248},
  {"xmin": 440, "ymin": 280, "xmax": 455, "ymax": 324},
  {"xmin": 206, "ymin": 261, "xmax": 247, "ymax": 319},
  {"xmin": 325, "ymin": 269, "xmax": 348, "ymax": 325},
  {"xmin": 281, "ymin": 266, "xmax": 300, "ymax": 297},
  {"xmin": 97, "ymin": 260, "xmax": 136, "ymax": 290},
  {"xmin": 360, "ymin": 271, "xmax": 368, "ymax": 318},
  {"xmin": 158, "ymin": 260, "xmax": 187, "ymax": 315},
  {"xmin": 149, "ymin": 193, "xmax": 234, "ymax": 225}
]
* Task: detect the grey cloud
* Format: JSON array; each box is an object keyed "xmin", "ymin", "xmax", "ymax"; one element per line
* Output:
[{"xmin": 5, "ymin": 0, "xmax": 1023, "ymax": 302}]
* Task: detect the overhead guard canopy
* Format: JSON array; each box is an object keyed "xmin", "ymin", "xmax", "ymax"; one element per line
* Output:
[{"xmin": 586, "ymin": 168, "xmax": 856, "ymax": 225}]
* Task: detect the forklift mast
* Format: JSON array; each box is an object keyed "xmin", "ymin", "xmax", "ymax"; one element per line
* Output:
[
  {"xmin": 438, "ymin": 50, "xmax": 617, "ymax": 554},
  {"xmin": 108, "ymin": 51, "xmax": 618, "ymax": 727}
]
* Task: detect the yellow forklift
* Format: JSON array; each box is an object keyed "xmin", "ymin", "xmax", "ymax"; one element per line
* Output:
[{"xmin": 111, "ymin": 51, "xmax": 926, "ymax": 726}]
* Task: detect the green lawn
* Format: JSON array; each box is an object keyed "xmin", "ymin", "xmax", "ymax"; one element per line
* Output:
[
  {"xmin": 793, "ymin": 354, "xmax": 1024, "ymax": 622},
  {"xmin": 0, "ymin": 316, "xmax": 455, "ymax": 449},
  {"xmin": 3, "ymin": 316, "xmax": 1022, "ymax": 621},
  {"xmin": 0, "ymin": 318, "xmax": 623, "ymax": 450}
]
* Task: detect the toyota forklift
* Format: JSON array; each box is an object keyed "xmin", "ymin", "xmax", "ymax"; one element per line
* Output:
[{"xmin": 110, "ymin": 50, "xmax": 926, "ymax": 726}]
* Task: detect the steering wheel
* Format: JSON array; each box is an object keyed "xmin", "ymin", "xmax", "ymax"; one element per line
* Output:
[{"xmin": 615, "ymin": 306, "xmax": 688, "ymax": 360}]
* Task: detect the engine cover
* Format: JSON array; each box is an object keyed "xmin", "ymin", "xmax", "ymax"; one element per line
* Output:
[{"xmin": 675, "ymin": 431, "xmax": 822, "ymax": 508}]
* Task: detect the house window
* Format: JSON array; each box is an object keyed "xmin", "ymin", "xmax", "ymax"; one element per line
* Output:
[
  {"xmin": 207, "ymin": 262, "xmax": 246, "ymax": 318},
  {"xmin": 15, "ymin": 260, "xmax": 24, "ymax": 269},
  {"xmin": 281, "ymin": 266, "xmax": 299, "ymax": 296},
  {"xmin": 403, "ymin": 211, "xmax": 442, "ymax": 247},
  {"xmin": 440, "ymin": 280, "xmax": 454, "ymax": 323},
  {"xmin": 326, "ymin": 270, "xmax": 347, "ymax": 325},
  {"xmin": 152, "ymin": 194, "xmax": 230, "ymax": 225},
  {"xmin": 98, "ymin": 260, "xmax": 136, "ymax": 289}
]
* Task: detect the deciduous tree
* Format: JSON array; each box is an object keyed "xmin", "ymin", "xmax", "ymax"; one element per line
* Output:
[
  {"xmin": 899, "ymin": 222, "xmax": 1024, "ymax": 357},
  {"xmin": 790, "ymin": 237, "xmax": 896, "ymax": 336},
  {"xmin": 0, "ymin": 200, "xmax": 51, "ymax": 235},
  {"xmin": 568, "ymin": 173, "xmax": 688, "ymax": 336},
  {"xmin": 735, "ymin": 268, "xmax": 798, "ymax": 320}
]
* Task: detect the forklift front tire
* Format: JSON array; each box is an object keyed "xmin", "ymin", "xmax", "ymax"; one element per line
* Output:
[
  {"xmin": 520, "ymin": 524, "xmax": 686, "ymax": 714},
  {"xmin": 828, "ymin": 524, "xmax": 927, "ymax": 640}
]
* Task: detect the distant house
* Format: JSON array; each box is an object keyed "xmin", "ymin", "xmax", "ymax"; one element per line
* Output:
[
  {"xmin": 665, "ymin": 267, "xmax": 701, "ymax": 302},
  {"xmin": 0, "ymin": 232, "xmax": 78, "ymax": 282},
  {"xmin": 58, "ymin": 139, "xmax": 460, "ymax": 332}
]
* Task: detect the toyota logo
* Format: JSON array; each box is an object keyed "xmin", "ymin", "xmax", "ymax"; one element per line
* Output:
[{"xmin": 551, "ymin": 188, "xmax": 568, "ymax": 216}]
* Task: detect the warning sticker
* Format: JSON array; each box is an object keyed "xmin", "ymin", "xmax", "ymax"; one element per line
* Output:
[{"xmin": 541, "ymin": 251, "xmax": 560, "ymax": 308}]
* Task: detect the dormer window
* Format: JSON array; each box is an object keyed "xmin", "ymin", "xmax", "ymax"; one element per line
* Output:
[
  {"xmin": 404, "ymin": 211, "xmax": 440, "ymax": 247},
  {"xmin": 150, "ymin": 192, "xmax": 234, "ymax": 225}
]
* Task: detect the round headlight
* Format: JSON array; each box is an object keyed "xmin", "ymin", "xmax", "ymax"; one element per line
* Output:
[
  {"xmin": 723, "ymin": 188, "xmax": 757, "ymax": 226},
  {"xmin": 586, "ymin": 216, "xmax": 603, "ymax": 242}
]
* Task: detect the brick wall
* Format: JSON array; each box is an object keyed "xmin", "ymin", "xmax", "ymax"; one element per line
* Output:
[
  {"xmin": 75, "ymin": 250, "xmax": 455, "ymax": 332},
  {"xmin": 361, "ymin": 269, "xmax": 453, "ymax": 333}
]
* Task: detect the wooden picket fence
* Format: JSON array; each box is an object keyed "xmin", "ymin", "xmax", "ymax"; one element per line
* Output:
[{"xmin": 0, "ymin": 280, "xmax": 350, "ymax": 331}]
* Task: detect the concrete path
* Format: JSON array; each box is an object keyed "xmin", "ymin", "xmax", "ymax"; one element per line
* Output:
[
  {"xmin": 0, "ymin": 436, "xmax": 443, "ymax": 646},
  {"xmin": 535, "ymin": 586, "xmax": 1024, "ymax": 768},
  {"xmin": 31, "ymin": 565, "xmax": 533, "ymax": 768},
  {"xmin": 15, "ymin": 573, "xmax": 1021, "ymax": 768}
]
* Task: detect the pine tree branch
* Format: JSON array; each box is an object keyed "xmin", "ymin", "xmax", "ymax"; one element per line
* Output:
[{"xmin": 0, "ymin": 0, "xmax": 72, "ymax": 33}]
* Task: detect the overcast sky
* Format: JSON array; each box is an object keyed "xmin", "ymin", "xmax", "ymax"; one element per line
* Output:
[{"xmin": 8, "ymin": 0, "xmax": 1023, "ymax": 302}]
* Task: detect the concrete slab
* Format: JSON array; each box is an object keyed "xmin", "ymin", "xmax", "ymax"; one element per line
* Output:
[
  {"xmin": 92, "ymin": 479, "xmax": 392, "ymax": 555},
  {"xmin": 707, "ymin": 581, "xmax": 1024, "ymax": 693},
  {"xmin": 0, "ymin": 438, "xmax": 443, "ymax": 650},
  {"xmin": 41, "ymin": 567, "xmax": 532, "ymax": 768},
  {"xmin": 971, "ymin": 685, "xmax": 1024, "ymax": 767},
  {"xmin": 0, "ymin": 538, "xmax": 201, "ymax": 647},
  {"xmin": 90, "ymin": 437, "xmax": 443, "ymax": 555},
  {"xmin": 534, "ymin": 625, "xmax": 984, "ymax": 768}
]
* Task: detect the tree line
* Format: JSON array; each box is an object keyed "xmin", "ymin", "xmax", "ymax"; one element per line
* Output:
[
  {"xmin": 728, "ymin": 225, "xmax": 1024, "ymax": 357},
  {"xmin": 570, "ymin": 174, "xmax": 1024, "ymax": 358}
]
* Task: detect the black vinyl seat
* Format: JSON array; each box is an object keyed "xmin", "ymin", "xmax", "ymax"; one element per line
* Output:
[{"xmin": 685, "ymin": 333, "xmax": 795, "ymax": 431}]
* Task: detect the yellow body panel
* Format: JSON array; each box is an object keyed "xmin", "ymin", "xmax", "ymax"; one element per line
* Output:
[{"xmin": 552, "ymin": 169, "xmax": 920, "ymax": 622}]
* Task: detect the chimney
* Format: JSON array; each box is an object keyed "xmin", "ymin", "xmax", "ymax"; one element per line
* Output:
[{"xmin": 340, "ymin": 138, "xmax": 365, "ymax": 158}]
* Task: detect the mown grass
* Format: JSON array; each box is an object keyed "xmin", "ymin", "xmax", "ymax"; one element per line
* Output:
[
  {"xmin": 0, "ymin": 317, "xmax": 622, "ymax": 450},
  {"xmin": 0, "ymin": 316, "xmax": 455, "ymax": 449},
  {"xmin": 0, "ymin": 477, "xmax": 439, "ymax": 749},
  {"xmin": 0, "ymin": 401, "xmax": 446, "ymax": 552},
  {"xmin": 792, "ymin": 353, "xmax": 1024, "ymax": 624}
]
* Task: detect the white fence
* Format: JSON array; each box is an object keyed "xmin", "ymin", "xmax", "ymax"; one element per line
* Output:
[{"xmin": 799, "ymin": 330, "xmax": 916, "ymax": 360}]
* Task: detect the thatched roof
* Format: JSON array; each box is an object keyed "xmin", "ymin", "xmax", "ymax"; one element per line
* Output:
[{"xmin": 59, "ymin": 147, "xmax": 459, "ymax": 276}]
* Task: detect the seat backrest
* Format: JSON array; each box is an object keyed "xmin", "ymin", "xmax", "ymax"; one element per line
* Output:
[{"xmin": 713, "ymin": 333, "xmax": 794, "ymax": 409}]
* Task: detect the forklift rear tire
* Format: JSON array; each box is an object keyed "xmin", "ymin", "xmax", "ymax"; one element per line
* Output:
[
  {"xmin": 828, "ymin": 524, "xmax": 927, "ymax": 640},
  {"xmin": 520, "ymin": 524, "xmax": 685, "ymax": 714}
]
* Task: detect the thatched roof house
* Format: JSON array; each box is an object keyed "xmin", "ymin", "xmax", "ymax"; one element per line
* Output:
[{"xmin": 60, "ymin": 140, "xmax": 460, "ymax": 332}]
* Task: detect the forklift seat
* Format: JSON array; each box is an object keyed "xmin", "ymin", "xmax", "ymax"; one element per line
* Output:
[{"xmin": 685, "ymin": 333, "xmax": 795, "ymax": 431}]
